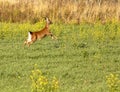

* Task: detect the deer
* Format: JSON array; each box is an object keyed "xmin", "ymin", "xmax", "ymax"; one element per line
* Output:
[{"xmin": 24, "ymin": 17, "xmax": 57, "ymax": 47}]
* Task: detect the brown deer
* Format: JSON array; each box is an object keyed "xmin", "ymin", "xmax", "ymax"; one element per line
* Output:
[{"xmin": 24, "ymin": 17, "xmax": 57, "ymax": 47}]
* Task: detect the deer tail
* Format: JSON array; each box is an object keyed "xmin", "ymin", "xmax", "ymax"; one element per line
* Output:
[{"xmin": 29, "ymin": 31, "xmax": 32, "ymax": 34}]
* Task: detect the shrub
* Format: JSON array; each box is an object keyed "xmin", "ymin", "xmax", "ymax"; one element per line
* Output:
[
  {"xmin": 106, "ymin": 73, "xmax": 120, "ymax": 92},
  {"xmin": 30, "ymin": 64, "xmax": 59, "ymax": 92}
]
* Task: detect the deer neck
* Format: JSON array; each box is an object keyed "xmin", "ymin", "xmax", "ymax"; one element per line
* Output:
[{"xmin": 45, "ymin": 23, "xmax": 49, "ymax": 29}]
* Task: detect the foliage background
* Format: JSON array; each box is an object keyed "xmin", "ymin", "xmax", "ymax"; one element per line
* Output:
[{"xmin": 0, "ymin": 0, "xmax": 120, "ymax": 23}]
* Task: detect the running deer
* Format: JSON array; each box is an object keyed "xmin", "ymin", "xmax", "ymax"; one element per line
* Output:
[{"xmin": 24, "ymin": 17, "xmax": 57, "ymax": 47}]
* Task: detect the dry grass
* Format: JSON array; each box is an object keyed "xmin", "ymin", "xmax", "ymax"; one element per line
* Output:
[{"xmin": 0, "ymin": 0, "xmax": 120, "ymax": 23}]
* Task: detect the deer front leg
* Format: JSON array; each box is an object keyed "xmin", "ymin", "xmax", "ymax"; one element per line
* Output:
[
  {"xmin": 52, "ymin": 34, "xmax": 57, "ymax": 40},
  {"xmin": 48, "ymin": 32, "xmax": 57, "ymax": 40}
]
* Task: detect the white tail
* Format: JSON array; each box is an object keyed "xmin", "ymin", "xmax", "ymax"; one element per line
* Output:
[{"xmin": 24, "ymin": 17, "xmax": 57, "ymax": 47}]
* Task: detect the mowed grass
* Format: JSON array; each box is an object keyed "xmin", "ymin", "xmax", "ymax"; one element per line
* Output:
[{"xmin": 0, "ymin": 21, "xmax": 120, "ymax": 92}]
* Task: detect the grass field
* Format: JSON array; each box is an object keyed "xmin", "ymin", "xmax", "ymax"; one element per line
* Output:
[{"xmin": 0, "ymin": 21, "xmax": 120, "ymax": 92}]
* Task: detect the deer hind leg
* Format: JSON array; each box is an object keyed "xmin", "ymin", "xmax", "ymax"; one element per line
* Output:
[
  {"xmin": 24, "ymin": 40, "xmax": 27, "ymax": 46},
  {"xmin": 24, "ymin": 40, "xmax": 32, "ymax": 47},
  {"xmin": 27, "ymin": 41, "xmax": 33, "ymax": 47}
]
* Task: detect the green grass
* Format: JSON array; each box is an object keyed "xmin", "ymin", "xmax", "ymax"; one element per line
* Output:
[{"xmin": 0, "ymin": 21, "xmax": 120, "ymax": 92}]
